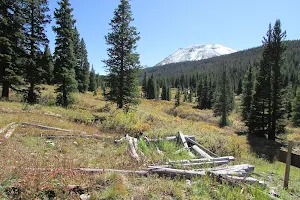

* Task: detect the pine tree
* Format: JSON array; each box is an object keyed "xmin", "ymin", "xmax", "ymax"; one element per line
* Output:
[
  {"xmin": 0, "ymin": 0, "xmax": 26, "ymax": 99},
  {"xmin": 40, "ymin": 45, "xmax": 54, "ymax": 84},
  {"xmin": 292, "ymin": 87, "xmax": 300, "ymax": 127},
  {"xmin": 175, "ymin": 86, "xmax": 180, "ymax": 107},
  {"xmin": 161, "ymin": 80, "xmax": 167, "ymax": 100},
  {"xmin": 188, "ymin": 88, "xmax": 193, "ymax": 103},
  {"xmin": 248, "ymin": 20, "xmax": 286, "ymax": 140},
  {"xmin": 269, "ymin": 19, "xmax": 286, "ymax": 140},
  {"xmin": 196, "ymin": 79, "xmax": 202, "ymax": 108},
  {"xmin": 22, "ymin": 0, "xmax": 51, "ymax": 103},
  {"xmin": 213, "ymin": 66, "xmax": 234, "ymax": 127},
  {"xmin": 183, "ymin": 88, "xmax": 188, "ymax": 102},
  {"xmin": 241, "ymin": 64, "xmax": 255, "ymax": 125},
  {"xmin": 146, "ymin": 74, "xmax": 155, "ymax": 99},
  {"xmin": 78, "ymin": 38, "xmax": 90, "ymax": 92},
  {"xmin": 53, "ymin": 0, "xmax": 77, "ymax": 107},
  {"xmin": 166, "ymin": 86, "xmax": 171, "ymax": 101},
  {"xmin": 199, "ymin": 76, "xmax": 209, "ymax": 109},
  {"xmin": 103, "ymin": 0, "xmax": 140, "ymax": 108},
  {"xmin": 142, "ymin": 72, "xmax": 147, "ymax": 97},
  {"xmin": 89, "ymin": 66, "xmax": 96, "ymax": 92},
  {"xmin": 249, "ymin": 25, "xmax": 273, "ymax": 137}
]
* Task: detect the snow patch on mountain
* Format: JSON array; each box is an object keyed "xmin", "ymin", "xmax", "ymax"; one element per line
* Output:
[{"xmin": 156, "ymin": 44, "xmax": 237, "ymax": 66}]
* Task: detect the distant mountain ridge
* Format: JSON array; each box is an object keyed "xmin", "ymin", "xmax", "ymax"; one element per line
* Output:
[{"xmin": 156, "ymin": 44, "xmax": 237, "ymax": 66}]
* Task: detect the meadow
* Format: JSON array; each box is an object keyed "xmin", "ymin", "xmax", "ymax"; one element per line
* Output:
[{"xmin": 0, "ymin": 85, "xmax": 299, "ymax": 199}]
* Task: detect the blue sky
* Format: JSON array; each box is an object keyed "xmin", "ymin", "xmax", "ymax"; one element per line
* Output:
[{"xmin": 46, "ymin": 0, "xmax": 300, "ymax": 74}]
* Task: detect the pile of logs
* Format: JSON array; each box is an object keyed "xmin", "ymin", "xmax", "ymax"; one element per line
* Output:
[{"xmin": 115, "ymin": 131, "xmax": 265, "ymax": 186}]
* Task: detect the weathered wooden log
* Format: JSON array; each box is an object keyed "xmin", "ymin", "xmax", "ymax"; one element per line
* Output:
[
  {"xmin": 0, "ymin": 122, "xmax": 16, "ymax": 134},
  {"xmin": 185, "ymin": 137, "xmax": 217, "ymax": 157},
  {"xmin": 178, "ymin": 131, "xmax": 195, "ymax": 158},
  {"xmin": 76, "ymin": 168, "xmax": 148, "ymax": 176},
  {"xmin": 5, "ymin": 124, "xmax": 19, "ymax": 139},
  {"xmin": 192, "ymin": 145, "xmax": 213, "ymax": 159},
  {"xmin": 128, "ymin": 137, "xmax": 139, "ymax": 161},
  {"xmin": 149, "ymin": 160, "xmax": 230, "ymax": 168},
  {"xmin": 21, "ymin": 122, "xmax": 73, "ymax": 132},
  {"xmin": 146, "ymin": 135, "xmax": 195, "ymax": 142},
  {"xmin": 169, "ymin": 156, "xmax": 235, "ymax": 164},
  {"xmin": 149, "ymin": 164, "xmax": 255, "ymax": 177},
  {"xmin": 41, "ymin": 134, "xmax": 111, "ymax": 140},
  {"xmin": 149, "ymin": 167, "xmax": 206, "ymax": 178},
  {"xmin": 223, "ymin": 175, "xmax": 266, "ymax": 186}
]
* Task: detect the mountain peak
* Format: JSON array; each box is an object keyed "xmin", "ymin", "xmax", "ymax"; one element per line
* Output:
[{"xmin": 156, "ymin": 44, "xmax": 237, "ymax": 66}]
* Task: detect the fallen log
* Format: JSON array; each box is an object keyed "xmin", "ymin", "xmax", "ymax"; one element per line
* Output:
[
  {"xmin": 148, "ymin": 164, "xmax": 255, "ymax": 177},
  {"xmin": 222, "ymin": 175, "xmax": 266, "ymax": 186},
  {"xmin": 192, "ymin": 145, "xmax": 213, "ymax": 159},
  {"xmin": 76, "ymin": 168, "xmax": 148, "ymax": 176},
  {"xmin": 41, "ymin": 134, "xmax": 111, "ymax": 140},
  {"xmin": 127, "ymin": 136, "xmax": 139, "ymax": 161},
  {"xmin": 149, "ymin": 160, "xmax": 230, "ymax": 168},
  {"xmin": 0, "ymin": 122, "xmax": 16, "ymax": 135},
  {"xmin": 185, "ymin": 137, "xmax": 217, "ymax": 157},
  {"xmin": 5, "ymin": 124, "xmax": 19, "ymax": 139},
  {"xmin": 178, "ymin": 131, "xmax": 195, "ymax": 158},
  {"xmin": 169, "ymin": 156, "xmax": 235, "ymax": 164},
  {"xmin": 146, "ymin": 135, "xmax": 195, "ymax": 142},
  {"xmin": 21, "ymin": 122, "xmax": 73, "ymax": 132}
]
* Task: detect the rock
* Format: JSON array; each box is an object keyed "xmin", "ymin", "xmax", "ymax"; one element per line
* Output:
[
  {"xmin": 186, "ymin": 180, "xmax": 191, "ymax": 187},
  {"xmin": 80, "ymin": 194, "xmax": 90, "ymax": 200}
]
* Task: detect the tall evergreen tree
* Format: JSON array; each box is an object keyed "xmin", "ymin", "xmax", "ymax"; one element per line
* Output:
[
  {"xmin": 40, "ymin": 45, "xmax": 54, "ymax": 84},
  {"xmin": 77, "ymin": 38, "xmax": 90, "ymax": 92},
  {"xmin": 161, "ymin": 80, "xmax": 167, "ymax": 100},
  {"xmin": 0, "ymin": 0, "xmax": 26, "ymax": 99},
  {"xmin": 213, "ymin": 66, "xmax": 234, "ymax": 127},
  {"xmin": 249, "ymin": 21, "xmax": 286, "ymax": 140},
  {"xmin": 155, "ymin": 81, "xmax": 160, "ymax": 100},
  {"xmin": 269, "ymin": 19, "xmax": 286, "ymax": 140},
  {"xmin": 175, "ymin": 86, "xmax": 181, "ymax": 107},
  {"xmin": 103, "ymin": 0, "xmax": 140, "ymax": 108},
  {"xmin": 142, "ymin": 72, "xmax": 147, "ymax": 97},
  {"xmin": 198, "ymin": 76, "xmax": 209, "ymax": 109},
  {"xmin": 146, "ymin": 74, "xmax": 155, "ymax": 99},
  {"xmin": 23, "ymin": 0, "xmax": 51, "ymax": 103},
  {"xmin": 236, "ymin": 78, "xmax": 243, "ymax": 95},
  {"xmin": 166, "ymin": 86, "xmax": 171, "ymax": 101},
  {"xmin": 89, "ymin": 66, "xmax": 96, "ymax": 92},
  {"xmin": 53, "ymin": 0, "xmax": 77, "ymax": 107},
  {"xmin": 241, "ymin": 64, "xmax": 255, "ymax": 125},
  {"xmin": 188, "ymin": 88, "xmax": 193, "ymax": 103},
  {"xmin": 249, "ymin": 25, "xmax": 273, "ymax": 137}
]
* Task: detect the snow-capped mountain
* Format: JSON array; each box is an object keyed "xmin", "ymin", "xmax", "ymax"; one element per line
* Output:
[{"xmin": 156, "ymin": 44, "xmax": 237, "ymax": 66}]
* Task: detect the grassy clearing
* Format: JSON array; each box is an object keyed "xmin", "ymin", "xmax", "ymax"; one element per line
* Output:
[{"xmin": 0, "ymin": 86, "xmax": 300, "ymax": 199}]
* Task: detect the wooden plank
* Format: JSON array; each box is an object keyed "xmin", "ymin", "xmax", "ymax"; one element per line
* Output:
[
  {"xmin": 284, "ymin": 141, "xmax": 293, "ymax": 189},
  {"xmin": 21, "ymin": 122, "xmax": 73, "ymax": 132},
  {"xmin": 192, "ymin": 145, "xmax": 213, "ymax": 159},
  {"xmin": 185, "ymin": 137, "xmax": 217, "ymax": 157}
]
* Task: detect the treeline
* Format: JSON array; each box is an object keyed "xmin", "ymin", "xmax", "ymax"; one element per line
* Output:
[
  {"xmin": 141, "ymin": 20, "xmax": 300, "ymax": 139},
  {"xmin": 142, "ymin": 40, "xmax": 300, "ymax": 92},
  {"xmin": 0, "ymin": 0, "xmax": 103, "ymax": 106}
]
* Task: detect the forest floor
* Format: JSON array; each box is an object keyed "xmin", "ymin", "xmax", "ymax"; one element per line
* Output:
[{"xmin": 0, "ymin": 85, "xmax": 300, "ymax": 199}]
